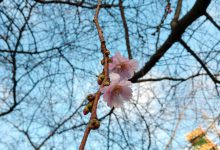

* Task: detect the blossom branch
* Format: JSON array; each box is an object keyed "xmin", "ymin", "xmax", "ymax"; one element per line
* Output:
[{"xmin": 79, "ymin": 0, "xmax": 111, "ymax": 149}]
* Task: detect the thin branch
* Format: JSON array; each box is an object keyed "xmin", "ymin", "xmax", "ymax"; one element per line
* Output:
[
  {"xmin": 205, "ymin": 12, "xmax": 220, "ymax": 30},
  {"xmin": 79, "ymin": 0, "xmax": 111, "ymax": 149},
  {"xmin": 0, "ymin": 47, "xmax": 58, "ymax": 55},
  {"xmin": 152, "ymin": 1, "xmax": 171, "ymax": 36},
  {"xmin": 0, "ymin": 3, "xmax": 36, "ymax": 117},
  {"xmin": 135, "ymin": 73, "xmax": 219, "ymax": 83},
  {"xmin": 107, "ymin": 114, "xmax": 111, "ymax": 150},
  {"xmin": 179, "ymin": 39, "xmax": 220, "ymax": 84},
  {"xmin": 119, "ymin": 0, "xmax": 132, "ymax": 59},
  {"xmin": 171, "ymin": 0, "xmax": 182, "ymax": 29},
  {"xmin": 35, "ymin": 0, "xmax": 119, "ymax": 9},
  {"xmin": 57, "ymin": 108, "xmax": 114, "ymax": 134},
  {"xmin": 36, "ymin": 99, "xmax": 86, "ymax": 150},
  {"xmin": 165, "ymin": 105, "xmax": 188, "ymax": 150},
  {"xmin": 137, "ymin": 77, "xmax": 186, "ymax": 82},
  {"xmin": 134, "ymin": 104, "xmax": 151, "ymax": 150},
  {"xmin": 130, "ymin": 0, "xmax": 211, "ymax": 83}
]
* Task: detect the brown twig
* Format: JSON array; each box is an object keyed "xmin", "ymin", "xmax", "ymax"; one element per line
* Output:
[
  {"xmin": 171, "ymin": 0, "xmax": 182, "ymax": 29},
  {"xmin": 79, "ymin": 0, "xmax": 111, "ymax": 149},
  {"xmin": 34, "ymin": 0, "xmax": 119, "ymax": 9},
  {"xmin": 179, "ymin": 39, "xmax": 220, "ymax": 84},
  {"xmin": 152, "ymin": 0, "xmax": 171, "ymax": 36},
  {"xmin": 119, "ymin": 0, "xmax": 132, "ymax": 59}
]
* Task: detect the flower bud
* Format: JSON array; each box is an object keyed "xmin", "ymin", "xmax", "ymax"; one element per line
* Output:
[
  {"xmin": 104, "ymin": 50, "xmax": 110, "ymax": 56},
  {"xmin": 89, "ymin": 118, "xmax": 100, "ymax": 130},
  {"xmin": 87, "ymin": 101, "xmax": 93, "ymax": 112},
  {"xmin": 99, "ymin": 74, "xmax": 105, "ymax": 80},
  {"xmin": 97, "ymin": 74, "xmax": 105, "ymax": 85},
  {"xmin": 97, "ymin": 78, "xmax": 103, "ymax": 85},
  {"xmin": 87, "ymin": 94, "xmax": 95, "ymax": 102},
  {"xmin": 101, "ymin": 59, "xmax": 105, "ymax": 65},
  {"xmin": 104, "ymin": 81, "xmax": 110, "ymax": 86},
  {"xmin": 108, "ymin": 58, "xmax": 112, "ymax": 63},
  {"xmin": 83, "ymin": 106, "xmax": 89, "ymax": 115}
]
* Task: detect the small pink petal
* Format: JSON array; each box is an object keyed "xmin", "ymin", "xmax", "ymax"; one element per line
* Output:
[
  {"xmin": 130, "ymin": 60, "xmax": 138, "ymax": 70},
  {"xmin": 108, "ymin": 51, "xmax": 138, "ymax": 80},
  {"xmin": 100, "ymin": 86, "xmax": 107, "ymax": 93},
  {"xmin": 119, "ymin": 80, "xmax": 132, "ymax": 86},
  {"xmin": 111, "ymin": 95, "xmax": 124, "ymax": 108},
  {"xmin": 120, "ymin": 86, "xmax": 132, "ymax": 100},
  {"xmin": 101, "ymin": 80, "xmax": 132, "ymax": 108},
  {"xmin": 109, "ymin": 73, "xmax": 120, "ymax": 82}
]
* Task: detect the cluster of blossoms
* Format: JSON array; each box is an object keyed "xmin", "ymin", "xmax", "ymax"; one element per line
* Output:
[
  {"xmin": 83, "ymin": 52, "xmax": 138, "ymax": 115},
  {"xmin": 101, "ymin": 52, "xmax": 138, "ymax": 108}
]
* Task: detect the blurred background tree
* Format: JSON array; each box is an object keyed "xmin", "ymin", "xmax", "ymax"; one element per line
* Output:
[{"xmin": 0, "ymin": 0, "xmax": 219, "ymax": 149}]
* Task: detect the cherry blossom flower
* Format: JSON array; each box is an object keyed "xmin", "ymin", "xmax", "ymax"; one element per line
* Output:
[
  {"xmin": 109, "ymin": 52, "xmax": 138, "ymax": 80},
  {"xmin": 100, "ymin": 73, "xmax": 132, "ymax": 108}
]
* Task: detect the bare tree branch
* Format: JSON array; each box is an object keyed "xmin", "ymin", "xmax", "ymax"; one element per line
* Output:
[
  {"xmin": 130, "ymin": 0, "xmax": 211, "ymax": 83},
  {"xmin": 119, "ymin": 0, "xmax": 132, "ymax": 59},
  {"xmin": 179, "ymin": 39, "xmax": 220, "ymax": 84},
  {"xmin": 205, "ymin": 12, "xmax": 220, "ymax": 30}
]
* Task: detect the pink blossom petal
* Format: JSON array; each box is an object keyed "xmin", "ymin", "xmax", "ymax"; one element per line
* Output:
[
  {"xmin": 130, "ymin": 59, "xmax": 138, "ymax": 70},
  {"xmin": 107, "ymin": 101, "xmax": 113, "ymax": 108},
  {"xmin": 101, "ymin": 80, "xmax": 132, "ymax": 108},
  {"xmin": 109, "ymin": 73, "xmax": 120, "ymax": 82},
  {"xmin": 109, "ymin": 64, "xmax": 114, "ymax": 70},
  {"xmin": 120, "ymin": 86, "xmax": 132, "ymax": 100},
  {"xmin": 119, "ymin": 80, "xmax": 132, "ymax": 87},
  {"xmin": 100, "ymin": 86, "xmax": 107, "ymax": 93},
  {"xmin": 101, "ymin": 86, "xmax": 111, "ymax": 102},
  {"xmin": 108, "ymin": 52, "xmax": 138, "ymax": 80},
  {"xmin": 111, "ymin": 95, "xmax": 124, "ymax": 108}
]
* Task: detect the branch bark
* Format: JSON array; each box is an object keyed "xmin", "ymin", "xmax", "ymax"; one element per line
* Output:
[
  {"xmin": 130, "ymin": 0, "xmax": 211, "ymax": 83},
  {"xmin": 35, "ymin": 0, "xmax": 118, "ymax": 9},
  {"xmin": 119, "ymin": 0, "xmax": 132, "ymax": 59},
  {"xmin": 179, "ymin": 39, "xmax": 220, "ymax": 84},
  {"xmin": 79, "ymin": 0, "xmax": 111, "ymax": 149},
  {"xmin": 205, "ymin": 12, "xmax": 220, "ymax": 30}
]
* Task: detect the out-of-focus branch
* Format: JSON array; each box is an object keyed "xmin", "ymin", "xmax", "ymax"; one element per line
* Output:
[
  {"xmin": 11, "ymin": 125, "xmax": 37, "ymax": 149},
  {"xmin": 134, "ymin": 104, "xmax": 151, "ymax": 150},
  {"xmin": 205, "ymin": 12, "xmax": 220, "ymax": 30},
  {"xmin": 0, "ymin": 49, "xmax": 53, "ymax": 55},
  {"xmin": 179, "ymin": 39, "xmax": 220, "ymax": 84},
  {"xmin": 165, "ymin": 105, "xmax": 188, "ymax": 150},
  {"xmin": 36, "ymin": 98, "xmax": 86, "ymax": 150},
  {"xmin": 152, "ymin": 1, "xmax": 171, "ymax": 36},
  {"xmin": 130, "ymin": 0, "xmax": 211, "ymax": 83},
  {"xmin": 119, "ymin": 0, "xmax": 132, "ymax": 59},
  {"xmin": 0, "ymin": 3, "xmax": 36, "ymax": 117},
  {"xmin": 57, "ymin": 108, "xmax": 114, "ymax": 134}
]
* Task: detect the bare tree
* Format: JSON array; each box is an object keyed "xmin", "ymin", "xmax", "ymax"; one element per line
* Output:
[{"xmin": 0, "ymin": 0, "xmax": 219, "ymax": 149}]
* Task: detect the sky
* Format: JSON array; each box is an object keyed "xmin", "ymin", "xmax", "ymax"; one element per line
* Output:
[{"xmin": 0, "ymin": 0, "xmax": 219, "ymax": 150}]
